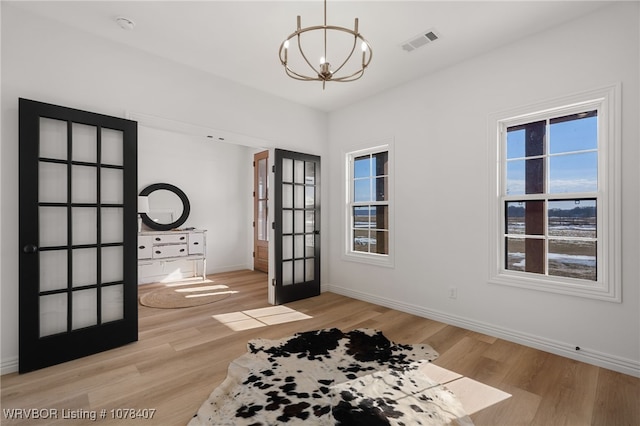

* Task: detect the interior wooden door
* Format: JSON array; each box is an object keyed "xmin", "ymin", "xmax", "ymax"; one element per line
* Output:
[
  {"xmin": 18, "ymin": 98, "xmax": 138, "ymax": 373},
  {"xmin": 253, "ymin": 150, "xmax": 269, "ymax": 273},
  {"xmin": 273, "ymin": 149, "xmax": 320, "ymax": 304}
]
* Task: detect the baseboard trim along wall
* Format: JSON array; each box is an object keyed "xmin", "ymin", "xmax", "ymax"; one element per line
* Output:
[
  {"xmin": 1, "ymin": 357, "xmax": 19, "ymax": 375},
  {"xmin": 328, "ymin": 284, "xmax": 640, "ymax": 378}
]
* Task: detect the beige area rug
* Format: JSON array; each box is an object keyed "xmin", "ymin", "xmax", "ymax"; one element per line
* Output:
[{"xmin": 139, "ymin": 279, "xmax": 237, "ymax": 309}]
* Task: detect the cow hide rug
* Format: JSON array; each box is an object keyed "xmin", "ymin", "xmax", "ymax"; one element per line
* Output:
[{"xmin": 189, "ymin": 328, "xmax": 472, "ymax": 425}]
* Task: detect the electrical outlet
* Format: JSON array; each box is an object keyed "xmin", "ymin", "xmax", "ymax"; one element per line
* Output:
[{"xmin": 449, "ymin": 287, "xmax": 457, "ymax": 299}]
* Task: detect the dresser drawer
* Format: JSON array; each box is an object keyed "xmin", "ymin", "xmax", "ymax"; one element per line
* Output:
[
  {"xmin": 138, "ymin": 236, "xmax": 154, "ymax": 259},
  {"xmin": 189, "ymin": 233, "xmax": 205, "ymax": 255},
  {"xmin": 150, "ymin": 233, "xmax": 188, "ymax": 245},
  {"xmin": 152, "ymin": 243, "xmax": 188, "ymax": 259}
]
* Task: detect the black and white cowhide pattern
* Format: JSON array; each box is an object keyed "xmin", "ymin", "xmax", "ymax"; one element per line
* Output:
[{"xmin": 189, "ymin": 328, "xmax": 472, "ymax": 426}]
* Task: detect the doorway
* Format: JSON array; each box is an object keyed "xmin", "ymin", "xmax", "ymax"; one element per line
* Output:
[{"xmin": 253, "ymin": 150, "xmax": 269, "ymax": 273}]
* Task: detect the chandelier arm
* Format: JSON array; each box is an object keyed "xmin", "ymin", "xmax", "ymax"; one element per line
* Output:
[
  {"xmin": 285, "ymin": 64, "xmax": 321, "ymax": 81},
  {"xmin": 328, "ymin": 35, "xmax": 358, "ymax": 76},
  {"xmin": 296, "ymin": 33, "xmax": 323, "ymax": 79}
]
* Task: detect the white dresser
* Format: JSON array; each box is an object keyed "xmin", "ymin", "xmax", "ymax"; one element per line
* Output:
[{"xmin": 138, "ymin": 229, "xmax": 207, "ymax": 282}]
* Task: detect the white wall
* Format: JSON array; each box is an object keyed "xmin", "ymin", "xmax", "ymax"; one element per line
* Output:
[
  {"xmin": 0, "ymin": 4, "xmax": 327, "ymax": 373},
  {"xmin": 137, "ymin": 126, "xmax": 259, "ymax": 283},
  {"xmin": 327, "ymin": 2, "xmax": 639, "ymax": 376}
]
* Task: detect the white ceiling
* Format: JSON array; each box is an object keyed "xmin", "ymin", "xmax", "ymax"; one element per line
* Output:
[{"xmin": 9, "ymin": 1, "xmax": 610, "ymax": 112}]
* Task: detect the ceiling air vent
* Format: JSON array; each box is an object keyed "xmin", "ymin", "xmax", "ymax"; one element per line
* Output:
[{"xmin": 401, "ymin": 29, "xmax": 440, "ymax": 52}]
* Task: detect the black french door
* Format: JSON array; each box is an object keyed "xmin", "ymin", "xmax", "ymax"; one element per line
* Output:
[
  {"xmin": 19, "ymin": 98, "xmax": 138, "ymax": 373},
  {"xmin": 273, "ymin": 149, "xmax": 320, "ymax": 304}
]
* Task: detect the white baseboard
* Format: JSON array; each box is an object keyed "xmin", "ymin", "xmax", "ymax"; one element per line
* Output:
[
  {"xmin": 1, "ymin": 356, "xmax": 19, "ymax": 375},
  {"xmin": 328, "ymin": 284, "xmax": 640, "ymax": 378}
]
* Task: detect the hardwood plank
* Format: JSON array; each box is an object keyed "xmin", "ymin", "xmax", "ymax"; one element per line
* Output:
[{"xmin": 1, "ymin": 269, "xmax": 638, "ymax": 426}]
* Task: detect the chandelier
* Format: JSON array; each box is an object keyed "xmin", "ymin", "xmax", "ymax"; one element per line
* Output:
[{"xmin": 278, "ymin": 0, "xmax": 373, "ymax": 89}]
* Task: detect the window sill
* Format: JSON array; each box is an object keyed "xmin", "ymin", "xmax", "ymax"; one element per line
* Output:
[
  {"xmin": 488, "ymin": 270, "xmax": 620, "ymax": 302},
  {"xmin": 343, "ymin": 251, "xmax": 395, "ymax": 268}
]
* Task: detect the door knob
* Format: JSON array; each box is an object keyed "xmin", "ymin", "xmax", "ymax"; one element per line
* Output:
[{"xmin": 23, "ymin": 244, "xmax": 38, "ymax": 254}]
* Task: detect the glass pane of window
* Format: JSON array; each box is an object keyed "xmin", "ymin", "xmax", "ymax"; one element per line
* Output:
[
  {"xmin": 506, "ymin": 128, "xmax": 525, "ymax": 159},
  {"xmin": 374, "ymin": 177, "xmax": 387, "ymax": 201},
  {"xmin": 353, "ymin": 229, "xmax": 369, "ymax": 252},
  {"xmin": 353, "ymin": 207, "xmax": 371, "ymax": 228},
  {"xmin": 354, "ymin": 179, "xmax": 371, "ymax": 202},
  {"xmin": 506, "ymin": 160, "xmax": 525, "ymax": 195},
  {"xmin": 548, "ymin": 239, "xmax": 596, "ymax": 281},
  {"xmin": 505, "ymin": 237, "xmax": 525, "ymax": 272},
  {"xmin": 549, "ymin": 152, "xmax": 597, "ymax": 193},
  {"xmin": 354, "ymin": 155, "xmax": 370, "ymax": 179},
  {"xmin": 548, "ymin": 199, "xmax": 596, "ymax": 238},
  {"xmin": 372, "ymin": 230, "xmax": 389, "ymax": 254},
  {"xmin": 370, "ymin": 206, "xmax": 389, "ymax": 230},
  {"xmin": 549, "ymin": 111, "xmax": 597, "ymax": 154},
  {"xmin": 505, "ymin": 202, "xmax": 525, "ymax": 235},
  {"xmin": 505, "ymin": 201, "xmax": 543, "ymax": 235},
  {"xmin": 373, "ymin": 151, "xmax": 388, "ymax": 176},
  {"xmin": 257, "ymin": 158, "xmax": 267, "ymax": 198}
]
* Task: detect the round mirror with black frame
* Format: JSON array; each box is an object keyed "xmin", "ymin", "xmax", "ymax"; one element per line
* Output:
[{"xmin": 139, "ymin": 183, "xmax": 190, "ymax": 231}]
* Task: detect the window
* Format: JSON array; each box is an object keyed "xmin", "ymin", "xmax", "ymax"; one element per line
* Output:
[
  {"xmin": 345, "ymin": 143, "xmax": 393, "ymax": 266},
  {"xmin": 489, "ymin": 85, "xmax": 621, "ymax": 301}
]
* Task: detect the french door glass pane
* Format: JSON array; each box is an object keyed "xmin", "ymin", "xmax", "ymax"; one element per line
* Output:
[
  {"xmin": 548, "ymin": 239, "xmax": 596, "ymax": 281},
  {"xmin": 305, "ymin": 162, "xmax": 315, "ymax": 184},
  {"xmin": 39, "ymin": 117, "xmax": 67, "ymax": 160},
  {"xmin": 101, "ymin": 207, "xmax": 123, "ymax": 244},
  {"xmin": 294, "ymin": 235, "xmax": 304, "ymax": 258},
  {"xmin": 305, "ymin": 236, "xmax": 314, "ymax": 257},
  {"xmin": 101, "ymin": 128, "xmax": 124, "ymax": 166},
  {"xmin": 294, "ymin": 160, "xmax": 304, "ymax": 183},
  {"xmin": 39, "ymin": 251, "xmax": 67, "ymax": 292},
  {"xmin": 72, "ymin": 165, "xmax": 96, "ymax": 203},
  {"xmin": 283, "ymin": 235, "xmax": 293, "ymax": 260},
  {"xmin": 71, "ymin": 123, "xmax": 97, "ymax": 163},
  {"xmin": 39, "ymin": 207, "xmax": 67, "ymax": 247},
  {"xmin": 39, "ymin": 162, "xmax": 67, "ymax": 203},
  {"xmin": 72, "ymin": 207, "xmax": 97, "ymax": 245},
  {"xmin": 294, "ymin": 185, "xmax": 304, "ymax": 209},
  {"xmin": 294, "ymin": 210, "xmax": 304, "ymax": 234},
  {"xmin": 258, "ymin": 200, "xmax": 268, "ymax": 240},
  {"xmin": 39, "ymin": 293, "xmax": 67, "ymax": 337},
  {"xmin": 102, "ymin": 246, "xmax": 123, "ymax": 283},
  {"xmin": 282, "ymin": 184, "xmax": 293, "ymax": 208},
  {"xmin": 305, "ymin": 211, "xmax": 314, "ymax": 233},
  {"xmin": 305, "ymin": 186, "xmax": 314, "ymax": 207},
  {"xmin": 294, "ymin": 259, "xmax": 304, "ymax": 283},
  {"xmin": 101, "ymin": 168, "xmax": 123, "ymax": 204},
  {"xmin": 102, "ymin": 285, "xmax": 124, "ymax": 323},
  {"xmin": 72, "ymin": 248, "xmax": 97, "ymax": 287},
  {"xmin": 257, "ymin": 158, "xmax": 267, "ymax": 198},
  {"xmin": 283, "ymin": 210, "xmax": 293, "ymax": 234},
  {"xmin": 282, "ymin": 158, "xmax": 293, "ymax": 182},
  {"xmin": 305, "ymin": 259, "xmax": 314, "ymax": 281},
  {"xmin": 282, "ymin": 261, "xmax": 293, "ymax": 285},
  {"xmin": 72, "ymin": 289, "xmax": 97, "ymax": 330}
]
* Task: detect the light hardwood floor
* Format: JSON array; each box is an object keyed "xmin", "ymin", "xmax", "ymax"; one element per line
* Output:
[{"xmin": 1, "ymin": 270, "xmax": 638, "ymax": 425}]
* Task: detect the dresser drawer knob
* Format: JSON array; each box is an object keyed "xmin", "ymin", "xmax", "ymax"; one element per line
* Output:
[
  {"xmin": 139, "ymin": 245, "xmax": 146, "ymax": 249},
  {"xmin": 155, "ymin": 237, "xmax": 161, "ymax": 241},
  {"xmin": 193, "ymin": 242, "xmax": 199, "ymax": 245},
  {"xmin": 180, "ymin": 249, "xmax": 185, "ymax": 253},
  {"xmin": 180, "ymin": 236, "xmax": 185, "ymax": 240},
  {"xmin": 155, "ymin": 250, "xmax": 161, "ymax": 254}
]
